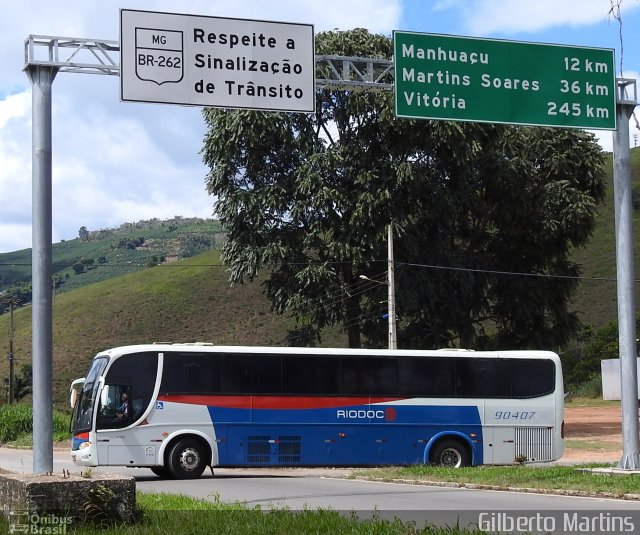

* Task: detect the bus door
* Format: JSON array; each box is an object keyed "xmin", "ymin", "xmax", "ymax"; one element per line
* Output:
[
  {"xmin": 95, "ymin": 352, "xmax": 160, "ymax": 466},
  {"xmin": 95, "ymin": 383, "xmax": 146, "ymax": 465},
  {"xmin": 482, "ymin": 399, "xmax": 517, "ymax": 464}
]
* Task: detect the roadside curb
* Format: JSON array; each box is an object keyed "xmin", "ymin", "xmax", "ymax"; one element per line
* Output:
[{"xmin": 354, "ymin": 477, "xmax": 640, "ymax": 501}]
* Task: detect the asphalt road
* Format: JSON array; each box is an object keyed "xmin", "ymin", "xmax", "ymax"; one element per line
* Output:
[{"xmin": 2, "ymin": 447, "xmax": 640, "ymax": 533}]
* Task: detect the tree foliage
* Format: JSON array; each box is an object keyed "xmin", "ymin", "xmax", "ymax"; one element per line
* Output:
[
  {"xmin": 202, "ymin": 29, "xmax": 607, "ymax": 349},
  {"xmin": 78, "ymin": 226, "xmax": 89, "ymax": 241},
  {"xmin": 565, "ymin": 316, "xmax": 640, "ymax": 386}
]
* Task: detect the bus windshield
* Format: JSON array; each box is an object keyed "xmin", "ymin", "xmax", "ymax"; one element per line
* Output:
[{"xmin": 71, "ymin": 357, "xmax": 108, "ymax": 434}]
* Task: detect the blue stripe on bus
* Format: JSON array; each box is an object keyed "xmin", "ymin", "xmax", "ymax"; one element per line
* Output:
[{"xmin": 206, "ymin": 403, "xmax": 483, "ymax": 466}]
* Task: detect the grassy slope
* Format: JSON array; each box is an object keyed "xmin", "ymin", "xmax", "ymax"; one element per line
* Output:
[
  {"xmin": 0, "ymin": 250, "xmax": 344, "ymax": 407},
  {"xmin": 569, "ymin": 146, "xmax": 640, "ymax": 328},
  {"xmin": 0, "ymin": 219, "xmax": 224, "ymax": 293}
]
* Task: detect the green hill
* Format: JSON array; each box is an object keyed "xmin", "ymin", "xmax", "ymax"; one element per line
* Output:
[
  {"xmin": 0, "ymin": 217, "xmax": 224, "ymax": 296},
  {"xmin": 569, "ymin": 146, "xmax": 640, "ymax": 328},
  {"xmin": 0, "ymin": 250, "xmax": 345, "ymax": 407}
]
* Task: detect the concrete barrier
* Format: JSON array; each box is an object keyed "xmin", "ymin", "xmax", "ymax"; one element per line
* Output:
[{"xmin": 0, "ymin": 470, "xmax": 136, "ymax": 528}]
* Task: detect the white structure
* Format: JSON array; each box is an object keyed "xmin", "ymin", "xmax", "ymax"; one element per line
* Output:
[{"xmin": 601, "ymin": 358, "xmax": 640, "ymax": 400}]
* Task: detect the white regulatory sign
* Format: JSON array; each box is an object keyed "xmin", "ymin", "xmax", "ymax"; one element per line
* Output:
[{"xmin": 120, "ymin": 9, "xmax": 315, "ymax": 112}]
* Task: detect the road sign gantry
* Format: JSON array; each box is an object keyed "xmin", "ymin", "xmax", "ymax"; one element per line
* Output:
[{"xmin": 23, "ymin": 35, "xmax": 394, "ymax": 92}]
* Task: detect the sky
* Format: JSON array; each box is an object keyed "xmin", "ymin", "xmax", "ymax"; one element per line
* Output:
[{"xmin": 1, "ymin": 0, "xmax": 639, "ymax": 253}]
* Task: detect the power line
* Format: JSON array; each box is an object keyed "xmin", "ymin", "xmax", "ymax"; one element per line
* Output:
[
  {"xmin": 397, "ymin": 261, "xmax": 631, "ymax": 283},
  {"xmin": 0, "ymin": 259, "xmax": 630, "ymax": 282}
]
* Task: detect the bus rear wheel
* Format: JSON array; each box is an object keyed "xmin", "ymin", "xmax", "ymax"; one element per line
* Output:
[
  {"xmin": 167, "ymin": 438, "xmax": 207, "ymax": 479},
  {"xmin": 431, "ymin": 439, "xmax": 470, "ymax": 468}
]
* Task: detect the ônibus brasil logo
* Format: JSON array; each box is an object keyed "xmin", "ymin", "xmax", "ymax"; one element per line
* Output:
[{"xmin": 336, "ymin": 407, "xmax": 397, "ymax": 421}]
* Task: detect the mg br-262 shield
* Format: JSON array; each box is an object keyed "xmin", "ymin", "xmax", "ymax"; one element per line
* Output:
[{"xmin": 135, "ymin": 27, "xmax": 184, "ymax": 85}]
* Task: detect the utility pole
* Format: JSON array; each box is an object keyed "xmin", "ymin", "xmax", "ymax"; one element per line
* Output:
[
  {"xmin": 387, "ymin": 224, "xmax": 397, "ymax": 350},
  {"xmin": 8, "ymin": 301, "xmax": 15, "ymax": 404}
]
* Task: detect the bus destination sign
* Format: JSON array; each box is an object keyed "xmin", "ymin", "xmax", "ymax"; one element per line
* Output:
[
  {"xmin": 120, "ymin": 9, "xmax": 315, "ymax": 113},
  {"xmin": 393, "ymin": 31, "xmax": 616, "ymax": 130}
]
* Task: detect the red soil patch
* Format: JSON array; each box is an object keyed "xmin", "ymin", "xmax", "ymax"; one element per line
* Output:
[{"xmin": 562, "ymin": 405, "xmax": 623, "ymax": 462}]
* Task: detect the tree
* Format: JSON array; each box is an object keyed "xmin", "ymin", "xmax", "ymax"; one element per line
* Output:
[
  {"xmin": 14, "ymin": 364, "xmax": 32, "ymax": 401},
  {"xmin": 202, "ymin": 29, "xmax": 606, "ymax": 349},
  {"xmin": 180, "ymin": 234, "xmax": 213, "ymax": 258},
  {"xmin": 72, "ymin": 262, "xmax": 85, "ymax": 275},
  {"xmin": 567, "ymin": 316, "xmax": 640, "ymax": 386},
  {"xmin": 0, "ymin": 284, "xmax": 31, "ymax": 314},
  {"xmin": 78, "ymin": 226, "xmax": 89, "ymax": 241}
]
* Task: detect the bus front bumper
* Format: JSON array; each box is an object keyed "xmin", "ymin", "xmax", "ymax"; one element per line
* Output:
[{"xmin": 70, "ymin": 442, "xmax": 98, "ymax": 466}]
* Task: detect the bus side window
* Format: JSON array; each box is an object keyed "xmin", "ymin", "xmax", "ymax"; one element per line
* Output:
[
  {"xmin": 218, "ymin": 354, "xmax": 282, "ymax": 395},
  {"xmin": 398, "ymin": 357, "xmax": 454, "ymax": 397},
  {"xmin": 341, "ymin": 357, "xmax": 397, "ymax": 396},
  {"xmin": 282, "ymin": 355, "xmax": 340, "ymax": 395},
  {"xmin": 97, "ymin": 384, "xmax": 130, "ymax": 428},
  {"xmin": 511, "ymin": 359, "xmax": 555, "ymax": 397},
  {"xmin": 482, "ymin": 360, "xmax": 511, "ymax": 398},
  {"xmin": 161, "ymin": 353, "xmax": 220, "ymax": 394},
  {"xmin": 220, "ymin": 355, "xmax": 251, "ymax": 393},
  {"xmin": 454, "ymin": 359, "xmax": 484, "ymax": 398}
]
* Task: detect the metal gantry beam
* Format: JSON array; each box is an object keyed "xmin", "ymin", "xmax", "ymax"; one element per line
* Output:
[
  {"xmin": 315, "ymin": 54, "xmax": 393, "ymax": 92},
  {"xmin": 24, "ymin": 35, "xmax": 395, "ymax": 91},
  {"xmin": 24, "ymin": 35, "xmax": 120, "ymax": 76}
]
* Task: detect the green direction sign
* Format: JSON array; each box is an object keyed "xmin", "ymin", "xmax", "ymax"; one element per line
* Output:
[{"xmin": 394, "ymin": 32, "xmax": 616, "ymax": 130}]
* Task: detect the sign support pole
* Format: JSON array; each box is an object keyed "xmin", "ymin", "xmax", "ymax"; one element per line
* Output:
[
  {"xmin": 613, "ymin": 79, "xmax": 639, "ymax": 470},
  {"xmin": 25, "ymin": 64, "xmax": 58, "ymax": 474}
]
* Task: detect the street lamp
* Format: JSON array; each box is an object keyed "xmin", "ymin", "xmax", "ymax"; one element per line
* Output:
[{"xmin": 359, "ymin": 225, "xmax": 397, "ymax": 350}]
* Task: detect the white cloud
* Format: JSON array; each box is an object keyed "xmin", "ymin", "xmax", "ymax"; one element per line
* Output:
[
  {"xmin": 435, "ymin": 0, "xmax": 640, "ymax": 36},
  {"xmin": 0, "ymin": 1, "xmax": 401, "ymax": 253},
  {"xmin": 0, "ymin": 224, "xmax": 33, "ymax": 253},
  {"xmin": 0, "ymin": 91, "xmax": 32, "ymax": 253}
]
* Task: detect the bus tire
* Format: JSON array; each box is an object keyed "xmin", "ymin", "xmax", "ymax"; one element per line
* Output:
[
  {"xmin": 167, "ymin": 438, "xmax": 207, "ymax": 479},
  {"xmin": 430, "ymin": 438, "xmax": 471, "ymax": 468},
  {"xmin": 150, "ymin": 466, "xmax": 172, "ymax": 478}
]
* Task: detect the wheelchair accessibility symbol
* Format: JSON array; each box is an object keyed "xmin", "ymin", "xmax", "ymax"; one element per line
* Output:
[
  {"xmin": 135, "ymin": 27, "xmax": 184, "ymax": 85},
  {"xmin": 156, "ymin": 401, "xmax": 164, "ymax": 410}
]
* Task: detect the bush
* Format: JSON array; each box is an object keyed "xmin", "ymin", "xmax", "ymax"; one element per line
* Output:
[
  {"xmin": 0, "ymin": 403, "xmax": 69, "ymax": 443},
  {"xmin": 0, "ymin": 403, "xmax": 32, "ymax": 442},
  {"xmin": 571, "ymin": 374, "xmax": 603, "ymax": 399}
]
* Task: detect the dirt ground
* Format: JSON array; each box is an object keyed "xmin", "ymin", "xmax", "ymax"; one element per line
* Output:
[{"xmin": 562, "ymin": 405, "xmax": 624, "ymax": 463}]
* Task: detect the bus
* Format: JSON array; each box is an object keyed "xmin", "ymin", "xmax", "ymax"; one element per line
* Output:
[{"xmin": 69, "ymin": 344, "xmax": 564, "ymax": 479}]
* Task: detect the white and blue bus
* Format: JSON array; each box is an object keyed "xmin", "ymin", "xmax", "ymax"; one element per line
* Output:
[{"xmin": 70, "ymin": 344, "xmax": 564, "ymax": 479}]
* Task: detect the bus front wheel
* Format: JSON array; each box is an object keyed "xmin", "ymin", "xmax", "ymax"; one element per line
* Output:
[
  {"xmin": 167, "ymin": 438, "xmax": 207, "ymax": 479},
  {"xmin": 430, "ymin": 439, "xmax": 471, "ymax": 468}
]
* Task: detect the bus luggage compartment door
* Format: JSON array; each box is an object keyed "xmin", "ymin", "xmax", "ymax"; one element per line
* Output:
[{"xmin": 246, "ymin": 433, "xmax": 302, "ymax": 465}]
